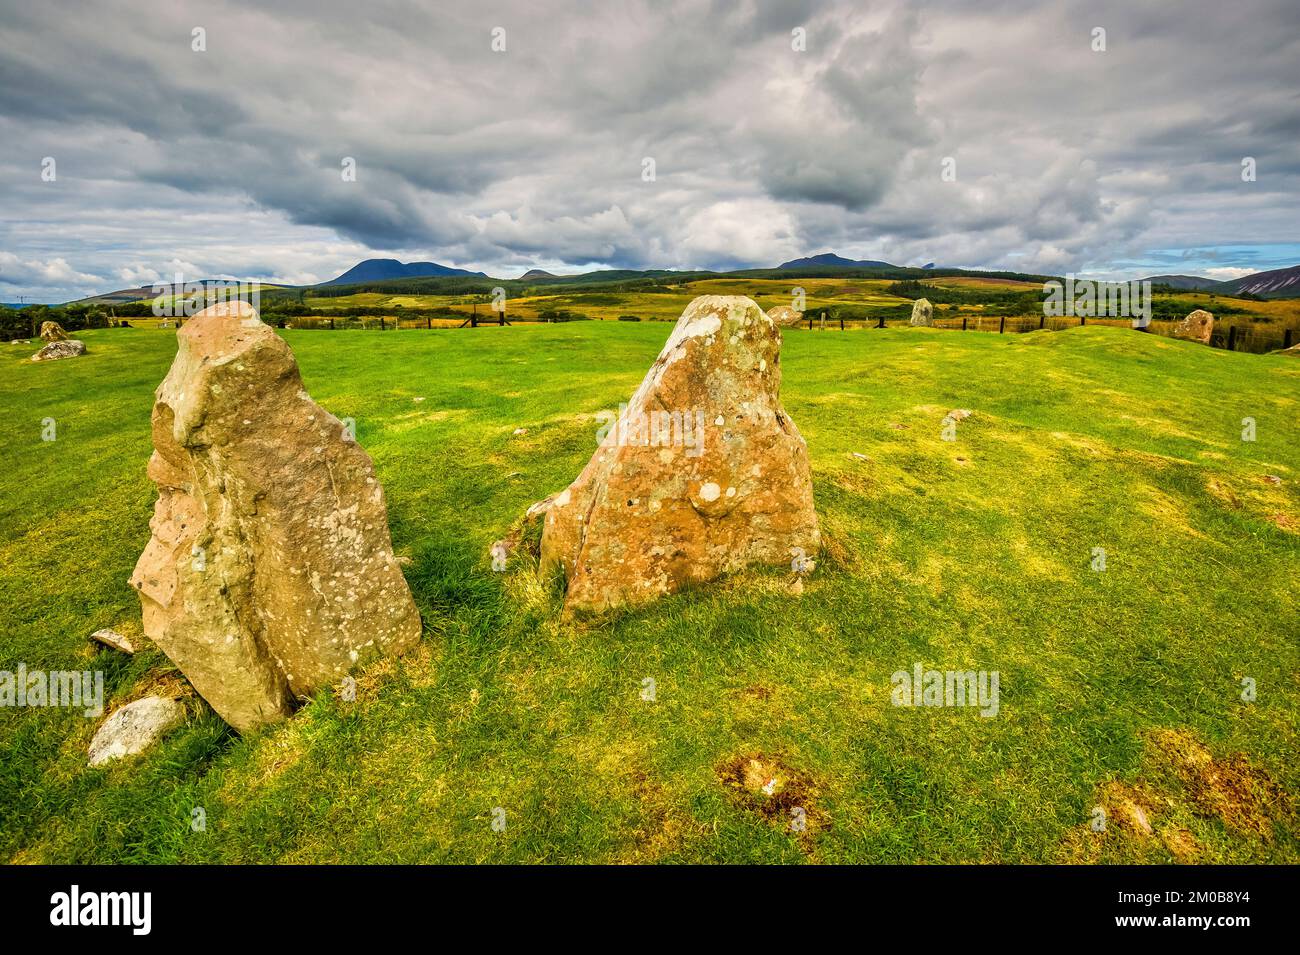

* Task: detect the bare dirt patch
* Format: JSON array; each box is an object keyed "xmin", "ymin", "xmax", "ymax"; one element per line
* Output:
[
  {"xmin": 1161, "ymin": 827, "xmax": 1202, "ymax": 862},
  {"xmin": 1205, "ymin": 477, "xmax": 1241, "ymax": 509},
  {"xmin": 719, "ymin": 752, "xmax": 822, "ymax": 838},
  {"xmin": 1148, "ymin": 729, "xmax": 1291, "ymax": 838}
]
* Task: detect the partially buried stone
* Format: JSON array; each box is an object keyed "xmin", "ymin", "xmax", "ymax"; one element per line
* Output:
[
  {"xmin": 88, "ymin": 696, "xmax": 185, "ymax": 766},
  {"xmin": 89, "ymin": 628, "xmax": 135, "ymax": 654},
  {"xmin": 30, "ymin": 339, "xmax": 86, "ymax": 361}
]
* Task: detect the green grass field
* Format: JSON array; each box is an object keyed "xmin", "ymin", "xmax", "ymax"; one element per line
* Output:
[{"xmin": 1, "ymin": 320, "xmax": 1297, "ymax": 863}]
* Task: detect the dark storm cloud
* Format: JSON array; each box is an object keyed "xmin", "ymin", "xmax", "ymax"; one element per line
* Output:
[{"xmin": 0, "ymin": 0, "xmax": 1297, "ymax": 300}]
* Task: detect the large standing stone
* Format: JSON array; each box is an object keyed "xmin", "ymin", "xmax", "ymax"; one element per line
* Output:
[
  {"xmin": 130, "ymin": 301, "xmax": 421, "ymax": 731},
  {"xmin": 1173, "ymin": 309, "xmax": 1214, "ymax": 344},
  {"xmin": 909, "ymin": 298, "xmax": 934, "ymax": 326},
  {"xmin": 30, "ymin": 339, "xmax": 86, "ymax": 361},
  {"xmin": 40, "ymin": 321, "xmax": 68, "ymax": 342},
  {"xmin": 538, "ymin": 295, "xmax": 820, "ymax": 614}
]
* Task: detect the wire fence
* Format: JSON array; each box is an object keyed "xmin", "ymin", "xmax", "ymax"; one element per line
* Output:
[
  {"xmin": 245, "ymin": 308, "xmax": 1297, "ymax": 355},
  {"xmin": 795, "ymin": 311, "xmax": 1296, "ymax": 355}
]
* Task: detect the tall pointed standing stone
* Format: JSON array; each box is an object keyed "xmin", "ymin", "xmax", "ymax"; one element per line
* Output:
[
  {"xmin": 130, "ymin": 302, "xmax": 421, "ymax": 731},
  {"xmin": 538, "ymin": 295, "xmax": 820, "ymax": 614},
  {"xmin": 909, "ymin": 298, "xmax": 934, "ymax": 326}
]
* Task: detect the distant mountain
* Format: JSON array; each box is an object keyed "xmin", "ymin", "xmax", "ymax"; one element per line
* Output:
[
  {"xmin": 1141, "ymin": 274, "xmax": 1219, "ymax": 290},
  {"xmin": 67, "ymin": 279, "xmax": 284, "ymax": 307},
  {"xmin": 777, "ymin": 252, "xmax": 895, "ymax": 270},
  {"xmin": 520, "ymin": 269, "xmax": 558, "ymax": 279},
  {"xmin": 1216, "ymin": 264, "xmax": 1300, "ymax": 298},
  {"xmin": 323, "ymin": 258, "xmax": 486, "ymax": 286}
]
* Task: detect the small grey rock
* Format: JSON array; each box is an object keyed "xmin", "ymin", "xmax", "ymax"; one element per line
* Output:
[
  {"xmin": 88, "ymin": 696, "xmax": 185, "ymax": 767},
  {"xmin": 89, "ymin": 628, "xmax": 136, "ymax": 654}
]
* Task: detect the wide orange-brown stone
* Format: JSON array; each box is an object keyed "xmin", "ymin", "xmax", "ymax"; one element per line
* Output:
[{"xmin": 538, "ymin": 295, "xmax": 820, "ymax": 613}]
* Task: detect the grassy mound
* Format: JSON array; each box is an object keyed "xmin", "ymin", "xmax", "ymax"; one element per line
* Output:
[{"xmin": 0, "ymin": 323, "xmax": 1296, "ymax": 863}]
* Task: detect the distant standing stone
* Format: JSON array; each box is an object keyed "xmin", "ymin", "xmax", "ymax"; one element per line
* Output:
[
  {"xmin": 1173, "ymin": 309, "xmax": 1214, "ymax": 344},
  {"xmin": 766, "ymin": 306, "xmax": 804, "ymax": 327},
  {"xmin": 88, "ymin": 696, "xmax": 185, "ymax": 767},
  {"xmin": 40, "ymin": 321, "xmax": 68, "ymax": 342},
  {"xmin": 909, "ymin": 298, "xmax": 934, "ymax": 327},
  {"xmin": 30, "ymin": 339, "xmax": 86, "ymax": 362}
]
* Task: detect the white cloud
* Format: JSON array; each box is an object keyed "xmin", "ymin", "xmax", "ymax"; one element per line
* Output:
[
  {"xmin": 1204, "ymin": 267, "xmax": 1256, "ymax": 280},
  {"xmin": 0, "ymin": 252, "xmax": 101, "ymax": 287}
]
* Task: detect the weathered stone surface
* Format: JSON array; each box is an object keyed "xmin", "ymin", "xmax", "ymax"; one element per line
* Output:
[
  {"xmin": 766, "ymin": 305, "xmax": 804, "ymax": 327},
  {"xmin": 909, "ymin": 298, "xmax": 934, "ymax": 326},
  {"xmin": 130, "ymin": 301, "xmax": 421, "ymax": 731},
  {"xmin": 1173, "ymin": 309, "xmax": 1214, "ymax": 344},
  {"xmin": 88, "ymin": 696, "xmax": 185, "ymax": 766},
  {"xmin": 90, "ymin": 628, "xmax": 136, "ymax": 654},
  {"xmin": 30, "ymin": 339, "xmax": 86, "ymax": 362},
  {"xmin": 40, "ymin": 321, "xmax": 68, "ymax": 342},
  {"xmin": 538, "ymin": 295, "xmax": 820, "ymax": 614}
]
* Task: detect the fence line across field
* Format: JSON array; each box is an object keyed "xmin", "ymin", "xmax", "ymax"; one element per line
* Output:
[{"xmin": 112, "ymin": 304, "xmax": 1294, "ymax": 356}]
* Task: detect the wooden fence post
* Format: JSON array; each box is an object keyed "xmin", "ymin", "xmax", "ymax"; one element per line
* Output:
[
  {"xmin": 380, "ymin": 316, "xmax": 386, "ymax": 331},
  {"xmin": 962, "ymin": 315, "xmax": 967, "ymax": 331},
  {"xmin": 426, "ymin": 314, "xmax": 431, "ymax": 329},
  {"xmin": 999, "ymin": 316, "xmax": 1005, "ymax": 334},
  {"xmin": 877, "ymin": 315, "xmax": 886, "ymax": 329},
  {"xmin": 1284, "ymin": 328, "xmax": 1293, "ymax": 349},
  {"xmin": 807, "ymin": 313, "xmax": 812, "ymax": 330},
  {"xmin": 330, "ymin": 317, "xmax": 335, "ymax": 330},
  {"xmin": 1227, "ymin": 325, "xmax": 1237, "ymax": 350},
  {"xmin": 839, "ymin": 314, "xmax": 844, "ymax": 331},
  {"xmin": 1039, "ymin": 314, "xmax": 1045, "ymax": 330},
  {"xmin": 1080, "ymin": 315, "xmax": 1086, "ymax": 326}
]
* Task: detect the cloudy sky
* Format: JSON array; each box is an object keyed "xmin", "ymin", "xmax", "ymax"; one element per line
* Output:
[{"xmin": 2, "ymin": 0, "xmax": 1298, "ymax": 302}]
